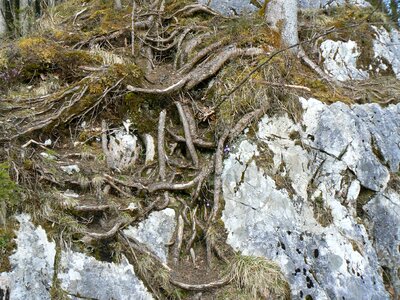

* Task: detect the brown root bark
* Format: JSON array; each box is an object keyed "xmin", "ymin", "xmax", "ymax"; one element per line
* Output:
[{"xmin": 175, "ymin": 101, "xmax": 199, "ymax": 167}]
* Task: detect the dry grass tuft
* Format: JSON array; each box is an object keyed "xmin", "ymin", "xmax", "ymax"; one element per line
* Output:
[{"xmin": 228, "ymin": 254, "xmax": 290, "ymax": 299}]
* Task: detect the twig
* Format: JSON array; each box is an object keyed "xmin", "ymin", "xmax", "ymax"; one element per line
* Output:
[
  {"xmin": 253, "ymin": 80, "xmax": 312, "ymax": 92},
  {"xmin": 170, "ymin": 276, "xmax": 230, "ymax": 291}
]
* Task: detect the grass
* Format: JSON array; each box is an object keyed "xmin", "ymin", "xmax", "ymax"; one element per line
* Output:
[{"xmin": 227, "ymin": 254, "xmax": 290, "ymax": 299}]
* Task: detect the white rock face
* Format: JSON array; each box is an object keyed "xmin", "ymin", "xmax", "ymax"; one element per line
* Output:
[
  {"xmin": 364, "ymin": 190, "xmax": 400, "ymax": 295},
  {"xmin": 320, "ymin": 26, "xmax": 400, "ymax": 81},
  {"xmin": 199, "ymin": 0, "xmax": 370, "ymax": 15},
  {"xmin": 123, "ymin": 208, "xmax": 176, "ymax": 263},
  {"xmin": 299, "ymin": 0, "xmax": 370, "ymax": 8},
  {"xmin": 320, "ymin": 40, "xmax": 369, "ymax": 81},
  {"xmin": 372, "ymin": 26, "xmax": 400, "ymax": 79},
  {"xmin": 0, "ymin": 214, "xmax": 56, "ymax": 300},
  {"xmin": 222, "ymin": 97, "xmax": 400, "ymax": 299},
  {"xmin": 0, "ymin": 214, "xmax": 154, "ymax": 300},
  {"xmin": 58, "ymin": 251, "xmax": 153, "ymax": 300}
]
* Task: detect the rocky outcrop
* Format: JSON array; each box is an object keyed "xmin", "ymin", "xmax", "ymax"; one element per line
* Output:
[
  {"xmin": 320, "ymin": 40, "xmax": 369, "ymax": 81},
  {"xmin": 0, "ymin": 215, "xmax": 153, "ymax": 300},
  {"xmin": 0, "ymin": 214, "xmax": 55, "ymax": 300},
  {"xmin": 299, "ymin": 0, "xmax": 370, "ymax": 9},
  {"xmin": 321, "ymin": 26, "xmax": 400, "ymax": 81},
  {"xmin": 198, "ymin": 0, "xmax": 370, "ymax": 16},
  {"xmin": 58, "ymin": 251, "xmax": 152, "ymax": 300},
  {"xmin": 372, "ymin": 25, "xmax": 400, "ymax": 79},
  {"xmin": 222, "ymin": 97, "xmax": 400, "ymax": 299}
]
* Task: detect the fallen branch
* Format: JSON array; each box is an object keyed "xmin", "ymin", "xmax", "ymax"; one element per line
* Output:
[
  {"xmin": 298, "ymin": 46, "xmax": 341, "ymax": 87},
  {"xmin": 68, "ymin": 204, "xmax": 112, "ymax": 212}
]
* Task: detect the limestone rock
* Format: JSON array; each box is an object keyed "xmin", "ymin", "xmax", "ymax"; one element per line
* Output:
[
  {"xmin": 222, "ymin": 97, "xmax": 400, "ymax": 299},
  {"xmin": 198, "ymin": 0, "xmax": 370, "ymax": 15},
  {"xmin": 58, "ymin": 251, "xmax": 153, "ymax": 300},
  {"xmin": 364, "ymin": 190, "xmax": 400, "ymax": 295},
  {"xmin": 103, "ymin": 127, "xmax": 140, "ymax": 171},
  {"xmin": 372, "ymin": 26, "xmax": 400, "ymax": 79},
  {"xmin": 0, "ymin": 214, "xmax": 56, "ymax": 300},
  {"xmin": 197, "ymin": 0, "xmax": 259, "ymax": 16},
  {"xmin": 0, "ymin": 215, "xmax": 154, "ymax": 300},
  {"xmin": 299, "ymin": 0, "xmax": 370, "ymax": 8},
  {"xmin": 123, "ymin": 208, "xmax": 176, "ymax": 263},
  {"xmin": 320, "ymin": 40, "xmax": 369, "ymax": 81}
]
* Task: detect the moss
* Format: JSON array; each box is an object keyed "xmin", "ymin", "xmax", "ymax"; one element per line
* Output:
[
  {"xmin": 0, "ymin": 162, "xmax": 20, "ymax": 225},
  {"xmin": 0, "ymin": 224, "xmax": 17, "ymax": 272},
  {"xmin": 123, "ymin": 92, "xmax": 160, "ymax": 133}
]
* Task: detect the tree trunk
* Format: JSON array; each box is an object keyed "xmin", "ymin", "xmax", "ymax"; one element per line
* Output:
[
  {"xmin": 0, "ymin": 0, "xmax": 6, "ymax": 36},
  {"xmin": 20, "ymin": 0, "xmax": 30, "ymax": 36},
  {"xmin": 115, "ymin": 0, "xmax": 122, "ymax": 10},
  {"xmin": 265, "ymin": 0, "xmax": 298, "ymax": 51}
]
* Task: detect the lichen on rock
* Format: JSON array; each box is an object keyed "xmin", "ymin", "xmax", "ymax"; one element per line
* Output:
[{"xmin": 222, "ymin": 97, "xmax": 400, "ymax": 299}]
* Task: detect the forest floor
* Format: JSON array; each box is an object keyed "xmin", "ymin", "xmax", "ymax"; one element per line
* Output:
[{"xmin": 0, "ymin": 0, "xmax": 399, "ymax": 299}]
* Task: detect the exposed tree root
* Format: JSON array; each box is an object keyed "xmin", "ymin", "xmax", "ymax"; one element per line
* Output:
[
  {"xmin": 0, "ymin": 2, "xmax": 331, "ymax": 297},
  {"xmin": 167, "ymin": 129, "xmax": 215, "ymax": 149},
  {"xmin": 170, "ymin": 277, "xmax": 231, "ymax": 291},
  {"xmin": 84, "ymin": 220, "xmax": 125, "ymax": 240},
  {"xmin": 127, "ymin": 46, "xmax": 265, "ymax": 95},
  {"xmin": 172, "ymin": 214, "xmax": 184, "ymax": 265},
  {"xmin": 175, "ymin": 101, "xmax": 199, "ymax": 167}
]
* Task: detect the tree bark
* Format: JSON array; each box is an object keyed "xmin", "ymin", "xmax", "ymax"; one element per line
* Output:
[
  {"xmin": 20, "ymin": 0, "xmax": 30, "ymax": 36},
  {"xmin": 0, "ymin": 0, "xmax": 7, "ymax": 36},
  {"xmin": 115, "ymin": 0, "xmax": 122, "ymax": 10},
  {"xmin": 265, "ymin": 0, "xmax": 299, "ymax": 51}
]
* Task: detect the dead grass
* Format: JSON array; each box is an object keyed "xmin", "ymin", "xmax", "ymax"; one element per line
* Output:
[{"xmin": 227, "ymin": 254, "xmax": 290, "ymax": 299}]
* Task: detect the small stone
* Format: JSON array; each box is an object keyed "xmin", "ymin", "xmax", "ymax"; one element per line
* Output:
[
  {"xmin": 123, "ymin": 208, "xmax": 176, "ymax": 263},
  {"xmin": 60, "ymin": 164, "xmax": 80, "ymax": 175}
]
